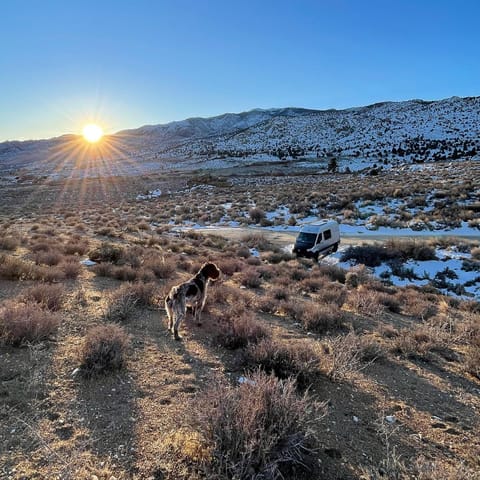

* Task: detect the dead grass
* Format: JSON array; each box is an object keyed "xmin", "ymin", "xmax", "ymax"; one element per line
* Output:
[
  {"xmin": 187, "ymin": 371, "xmax": 325, "ymax": 479},
  {"xmin": 79, "ymin": 323, "xmax": 130, "ymax": 377},
  {"xmin": 0, "ymin": 301, "xmax": 61, "ymax": 345}
]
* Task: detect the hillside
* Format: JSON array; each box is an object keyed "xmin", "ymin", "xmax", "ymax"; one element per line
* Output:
[{"xmin": 0, "ymin": 96, "xmax": 479, "ymax": 178}]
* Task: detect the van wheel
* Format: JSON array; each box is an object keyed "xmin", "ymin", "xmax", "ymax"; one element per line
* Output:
[
  {"xmin": 332, "ymin": 243, "xmax": 338, "ymax": 253},
  {"xmin": 313, "ymin": 253, "xmax": 319, "ymax": 262}
]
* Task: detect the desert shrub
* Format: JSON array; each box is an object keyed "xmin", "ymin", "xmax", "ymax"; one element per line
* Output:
[
  {"xmin": 316, "ymin": 264, "xmax": 346, "ymax": 283},
  {"xmin": 124, "ymin": 281, "xmax": 158, "ymax": 307},
  {"xmin": 91, "ymin": 262, "xmax": 113, "ymax": 277},
  {"xmin": 265, "ymin": 251, "xmax": 293, "ymax": 264},
  {"xmin": 236, "ymin": 245, "xmax": 251, "ymax": 258},
  {"xmin": 216, "ymin": 311, "xmax": 269, "ymax": 349},
  {"xmin": 190, "ymin": 372, "xmax": 324, "ymax": 479},
  {"xmin": 104, "ymin": 288, "xmax": 138, "ymax": 322},
  {"xmin": 0, "ymin": 302, "xmax": 61, "ymax": 345},
  {"xmin": 145, "ymin": 257, "xmax": 176, "ymax": 279},
  {"xmin": 316, "ymin": 283, "xmax": 347, "ymax": 307},
  {"xmin": 61, "ymin": 259, "xmax": 82, "ymax": 279},
  {"xmin": 248, "ymin": 207, "xmax": 266, "ymax": 224},
  {"xmin": 88, "ymin": 242, "xmax": 124, "ymax": 263},
  {"xmin": 0, "ymin": 254, "xmax": 34, "ymax": 280},
  {"xmin": 111, "ymin": 265, "xmax": 138, "ymax": 281},
  {"xmin": 299, "ymin": 276, "xmax": 326, "ymax": 292},
  {"xmin": 0, "ymin": 236, "xmax": 19, "ymax": 250},
  {"xmin": 218, "ymin": 257, "xmax": 244, "ymax": 276},
  {"xmin": 346, "ymin": 286, "xmax": 386, "ymax": 318},
  {"xmin": 464, "ymin": 346, "xmax": 480, "ymax": 379},
  {"xmin": 33, "ymin": 250, "xmax": 63, "ymax": 266},
  {"xmin": 255, "ymin": 295, "xmax": 279, "ymax": 314},
  {"xmin": 390, "ymin": 326, "xmax": 448, "ymax": 360},
  {"xmin": 345, "ymin": 265, "xmax": 372, "ymax": 289},
  {"xmin": 241, "ymin": 233, "xmax": 274, "ymax": 251},
  {"xmin": 63, "ymin": 239, "xmax": 89, "ymax": 255},
  {"xmin": 243, "ymin": 339, "xmax": 322, "ymax": 389},
  {"xmin": 80, "ymin": 324, "xmax": 130, "ymax": 377},
  {"xmin": 471, "ymin": 247, "xmax": 480, "ymax": 260},
  {"xmin": 341, "ymin": 244, "xmax": 396, "ymax": 267},
  {"xmin": 395, "ymin": 288, "xmax": 438, "ymax": 320},
  {"xmin": 23, "ymin": 284, "xmax": 65, "ymax": 311},
  {"xmin": 325, "ymin": 331, "xmax": 366, "ymax": 381},
  {"xmin": 377, "ymin": 292, "xmax": 401, "ymax": 313},
  {"xmin": 285, "ymin": 301, "xmax": 346, "ymax": 333},
  {"xmin": 238, "ymin": 268, "xmax": 262, "ymax": 288}
]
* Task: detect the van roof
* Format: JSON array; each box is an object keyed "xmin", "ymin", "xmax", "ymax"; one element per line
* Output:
[{"xmin": 299, "ymin": 220, "xmax": 338, "ymax": 233}]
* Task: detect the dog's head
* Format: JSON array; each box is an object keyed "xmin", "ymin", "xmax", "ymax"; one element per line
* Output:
[{"xmin": 200, "ymin": 262, "xmax": 221, "ymax": 281}]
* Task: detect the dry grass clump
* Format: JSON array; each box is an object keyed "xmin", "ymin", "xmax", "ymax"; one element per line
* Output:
[
  {"xmin": 216, "ymin": 310, "xmax": 270, "ymax": 349},
  {"xmin": 33, "ymin": 250, "xmax": 64, "ymax": 266},
  {"xmin": 79, "ymin": 324, "xmax": 130, "ymax": 377},
  {"xmin": 23, "ymin": 284, "xmax": 65, "ymax": 311},
  {"xmin": 284, "ymin": 300, "xmax": 346, "ymax": 333},
  {"xmin": 104, "ymin": 287, "xmax": 139, "ymax": 322},
  {"xmin": 0, "ymin": 301, "xmax": 61, "ymax": 345},
  {"xmin": 243, "ymin": 339, "xmax": 322, "ymax": 389},
  {"xmin": 189, "ymin": 372, "xmax": 324, "ymax": 480},
  {"xmin": 464, "ymin": 346, "xmax": 480, "ymax": 379},
  {"xmin": 0, "ymin": 236, "xmax": 19, "ymax": 250},
  {"xmin": 144, "ymin": 256, "xmax": 176, "ymax": 279},
  {"xmin": 325, "ymin": 331, "xmax": 370, "ymax": 381},
  {"xmin": 60, "ymin": 258, "xmax": 82, "ymax": 279},
  {"xmin": 238, "ymin": 267, "xmax": 262, "ymax": 289},
  {"xmin": 0, "ymin": 254, "xmax": 34, "ymax": 280},
  {"xmin": 88, "ymin": 242, "xmax": 124, "ymax": 263},
  {"xmin": 241, "ymin": 232, "xmax": 275, "ymax": 251},
  {"xmin": 395, "ymin": 288, "xmax": 438, "ymax": 320},
  {"xmin": 471, "ymin": 247, "xmax": 480, "ymax": 260},
  {"xmin": 316, "ymin": 264, "xmax": 346, "ymax": 283},
  {"xmin": 346, "ymin": 286, "xmax": 386, "ymax": 319},
  {"xmin": 390, "ymin": 326, "xmax": 449, "ymax": 360},
  {"xmin": 341, "ymin": 240, "xmax": 437, "ymax": 267}
]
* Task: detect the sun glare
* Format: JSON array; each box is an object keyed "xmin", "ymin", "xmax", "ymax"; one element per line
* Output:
[{"xmin": 82, "ymin": 124, "xmax": 104, "ymax": 143}]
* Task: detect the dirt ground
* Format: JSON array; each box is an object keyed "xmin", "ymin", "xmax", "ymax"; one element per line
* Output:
[{"xmin": 1, "ymin": 168, "xmax": 479, "ymax": 480}]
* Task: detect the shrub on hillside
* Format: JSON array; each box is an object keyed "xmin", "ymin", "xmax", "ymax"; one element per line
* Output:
[
  {"xmin": 216, "ymin": 311, "xmax": 269, "ymax": 349},
  {"xmin": 189, "ymin": 372, "xmax": 324, "ymax": 479},
  {"xmin": 0, "ymin": 302, "xmax": 61, "ymax": 345},
  {"xmin": 88, "ymin": 242, "xmax": 124, "ymax": 263},
  {"xmin": 0, "ymin": 236, "xmax": 19, "ymax": 251},
  {"xmin": 284, "ymin": 300, "xmax": 346, "ymax": 333},
  {"xmin": 23, "ymin": 284, "xmax": 65, "ymax": 311},
  {"xmin": 243, "ymin": 339, "xmax": 322, "ymax": 389},
  {"xmin": 80, "ymin": 324, "xmax": 130, "ymax": 377}
]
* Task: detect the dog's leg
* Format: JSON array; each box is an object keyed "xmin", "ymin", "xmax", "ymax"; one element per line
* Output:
[
  {"xmin": 173, "ymin": 296, "xmax": 186, "ymax": 340},
  {"xmin": 165, "ymin": 297, "xmax": 174, "ymax": 331}
]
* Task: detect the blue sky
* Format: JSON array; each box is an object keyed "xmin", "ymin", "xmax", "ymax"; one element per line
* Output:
[{"xmin": 1, "ymin": 0, "xmax": 479, "ymax": 141}]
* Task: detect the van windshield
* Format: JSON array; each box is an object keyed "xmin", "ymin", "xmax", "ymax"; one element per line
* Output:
[{"xmin": 296, "ymin": 232, "xmax": 318, "ymax": 245}]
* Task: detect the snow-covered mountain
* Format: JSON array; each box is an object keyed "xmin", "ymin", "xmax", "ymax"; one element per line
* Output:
[{"xmin": 1, "ymin": 96, "xmax": 479, "ymax": 178}]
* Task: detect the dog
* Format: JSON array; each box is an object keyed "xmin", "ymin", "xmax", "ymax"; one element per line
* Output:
[{"xmin": 165, "ymin": 262, "xmax": 221, "ymax": 340}]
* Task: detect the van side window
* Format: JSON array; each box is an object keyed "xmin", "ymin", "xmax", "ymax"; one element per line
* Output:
[{"xmin": 324, "ymin": 229, "xmax": 332, "ymax": 240}]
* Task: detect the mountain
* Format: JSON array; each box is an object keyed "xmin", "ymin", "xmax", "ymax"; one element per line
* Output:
[{"xmin": 1, "ymin": 96, "xmax": 479, "ymax": 178}]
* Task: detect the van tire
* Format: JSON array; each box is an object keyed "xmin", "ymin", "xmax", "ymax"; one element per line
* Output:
[
  {"xmin": 332, "ymin": 243, "xmax": 339, "ymax": 253},
  {"xmin": 313, "ymin": 252, "xmax": 319, "ymax": 262}
]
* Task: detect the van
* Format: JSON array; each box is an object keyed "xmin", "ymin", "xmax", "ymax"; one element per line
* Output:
[{"xmin": 293, "ymin": 220, "xmax": 340, "ymax": 260}]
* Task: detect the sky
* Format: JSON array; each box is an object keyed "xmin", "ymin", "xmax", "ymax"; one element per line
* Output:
[{"xmin": 1, "ymin": 0, "xmax": 479, "ymax": 141}]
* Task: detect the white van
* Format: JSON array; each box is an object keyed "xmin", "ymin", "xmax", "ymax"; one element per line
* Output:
[{"xmin": 293, "ymin": 220, "xmax": 340, "ymax": 260}]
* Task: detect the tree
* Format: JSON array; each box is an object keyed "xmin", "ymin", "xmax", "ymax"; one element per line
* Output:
[{"xmin": 327, "ymin": 157, "xmax": 338, "ymax": 173}]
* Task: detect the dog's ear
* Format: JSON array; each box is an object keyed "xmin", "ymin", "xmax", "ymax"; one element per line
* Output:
[{"xmin": 202, "ymin": 262, "xmax": 221, "ymax": 280}]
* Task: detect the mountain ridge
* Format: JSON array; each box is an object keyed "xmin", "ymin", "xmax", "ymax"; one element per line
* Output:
[{"xmin": 1, "ymin": 95, "xmax": 479, "ymax": 177}]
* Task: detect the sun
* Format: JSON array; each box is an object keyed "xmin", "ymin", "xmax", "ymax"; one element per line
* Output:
[{"xmin": 82, "ymin": 123, "xmax": 104, "ymax": 143}]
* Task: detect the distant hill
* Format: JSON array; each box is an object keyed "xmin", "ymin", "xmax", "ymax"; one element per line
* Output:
[{"xmin": 1, "ymin": 96, "xmax": 479, "ymax": 177}]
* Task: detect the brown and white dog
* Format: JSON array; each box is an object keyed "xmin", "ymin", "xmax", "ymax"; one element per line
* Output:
[{"xmin": 165, "ymin": 262, "xmax": 221, "ymax": 340}]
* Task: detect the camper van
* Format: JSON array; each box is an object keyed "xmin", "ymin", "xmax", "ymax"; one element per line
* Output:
[{"xmin": 293, "ymin": 220, "xmax": 340, "ymax": 260}]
